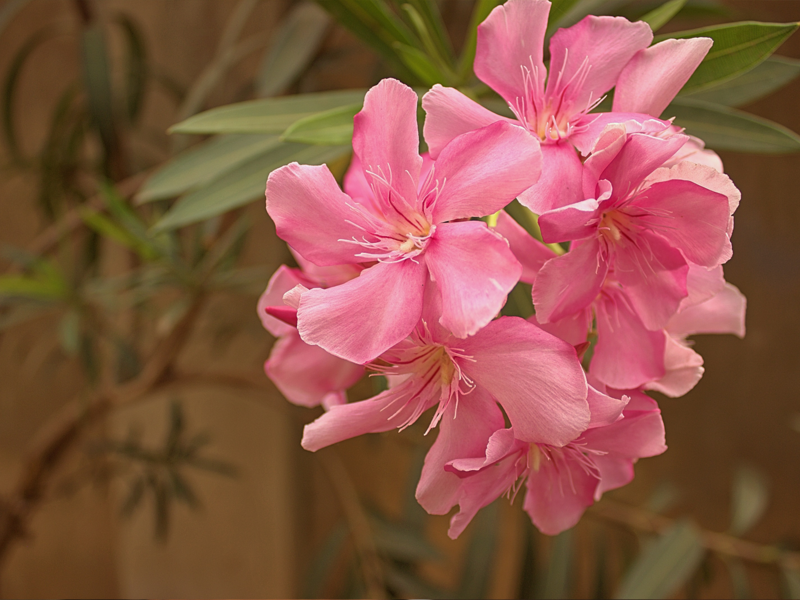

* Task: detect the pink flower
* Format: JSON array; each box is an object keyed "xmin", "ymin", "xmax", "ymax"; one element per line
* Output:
[
  {"xmin": 533, "ymin": 123, "xmax": 736, "ymax": 331},
  {"xmin": 258, "ymin": 258, "xmax": 364, "ymax": 409},
  {"xmin": 267, "ymin": 78, "xmax": 542, "ymax": 364},
  {"xmin": 422, "ymin": 0, "xmax": 712, "ymax": 212},
  {"xmin": 301, "ymin": 293, "xmax": 589, "ymax": 452},
  {"xmin": 418, "ymin": 383, "xmax": 665, "ymax": 537}
]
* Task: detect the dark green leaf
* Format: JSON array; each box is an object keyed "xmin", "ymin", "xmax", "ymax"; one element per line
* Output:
[
  {"xmin": 151, "ymin": 476, "xmax": 170, "ymax": 541},
  {"xmin": 547, "ymin": 0, "xmax": 589, "ymax": 35},
  {"xmin": 153, "ymin": 144, "xmax": 350, "ymax": 230},
  {"xmin": 166, "ymin": 400, "xmax": 185, "ymax": 456},
  {"xmin": 539, "ymin": 528, "xmax": 574, "ymax": 600},
  {"xmin": 458, "ymin": 500, "xmax": 499, "ymax": 599},
  {"xmin": 371, "ymin": 517, "xmax": 441, "ymax": 562},
  {"xmin": 169, "ymin": 470, "xmax": 200, "ymax": 509},
  {"xmin": 402, "ymin": 0, "xmax": 454, "ymax": 65},
  {"xmin": 723, "ymin": 557, "xmax": 752, "ymax": 600},
  {"xmin": 393, "ymin": 41, "xmax": 444, "ymax": 86},
  {"xmin": 303, "ymin": 522, "xmax": 349, "ymax": 599},
  {"xmin": 80, "ymin": 24, "xmax": 118, "ymax": 164},
  {"xmin": 729, "ymin": 464, "xmax": 769, "ymax": 536},
  {"xmin": 685, "ymin": 56, "xmax": 800, "ymax": 107},
  {"xmin": 58, "ymin": 310, "xmax": 81, "ymax": 356},
  {"xmin": 256, "ymin": 2, "xmax": 330, "ymax": 98},
  {"xmin": 658, "ymin": 21, "xmax": 800, "ymax": 95},
  {"xmin": 281, "ymin": 104, "xmax": 361, "ymax": 145},
  {"xmin": 783, "ymin": 565, "xmax": 800, "ymax": 600},
  {"xmin": 457, "ymin": 0, "xmax": 503, "ymax": 81},
  {"xmin": 640, "ymin": 0, "xmax": 686, "ymax": 32},
  {"xmin": 78, "ymin": 207, "xmax": 158, "ymax": 261},
  {"xmin": 137, "ymin": 134, "xmax": 282, "ymax": 202},
  {"xmin": 615, "ymin": 520, "xmax": 705, "ymax": 599},
  {"xmin": 666, "ymin": 97, "xmax": 800, "ymax": 153},
  {"xmin": 116, "ymin": 14, "xmax": 147, "ymax": 123},
  {"xmin": 169, "ymin": 89, "xmax": 366, "ymax": 134},
  {"xmin": 384, "ymin": 566, "xmax": 446, "ymax": 599},
  {"xmin": 3, "ymin": 28, "xmax": 58, "ymax": 163},
  {"xmin": 120, "ymin": 477, "xmax": 146, "ymax": 517},
  {"xmin": 399, "ymin": 3, "xmax": 455, "ymax": 83}
]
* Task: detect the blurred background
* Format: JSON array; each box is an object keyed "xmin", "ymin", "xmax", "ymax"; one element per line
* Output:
[{"xmin": 0, "ymin": 0, "xmax": 799, "ymax": 598}]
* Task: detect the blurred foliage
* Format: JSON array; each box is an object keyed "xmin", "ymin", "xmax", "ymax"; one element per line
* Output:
[{"xmin": 1, "ymin": 0, "xmax": 800, "ymax": 598}]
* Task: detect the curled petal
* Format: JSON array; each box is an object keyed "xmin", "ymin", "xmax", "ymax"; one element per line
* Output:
[
  {"xmin": 644, "ymin": 336, "xmax": 704, "ymax": 398},
  {"xmin": 669, "ymin": 283, "xmax": 746, "ymax": 338},
  {"xmin": 518, "ymin": 142, "xmax": 584, "ymax": 213},
  {"xmin": 258, "ymin": 266, "xmax": 313, "ymax": 336},
  {"xmin": 297, "ymin": 259, "xmax": 428, "ymax": 364}
]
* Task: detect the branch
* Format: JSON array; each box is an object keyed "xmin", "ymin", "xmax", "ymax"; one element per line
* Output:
[{"xmin": 590, "ymin": 499, "xmax": 800, "ymax": 570}]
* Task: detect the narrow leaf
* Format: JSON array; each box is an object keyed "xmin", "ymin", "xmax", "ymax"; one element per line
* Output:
[
  {"xmin": 80, "ymin": 24, "xmax": 118, "ymax": 161},
  {"xmin": 458, "ymin": 500, "xmax": 500, "ymax": 599},
  {"xmin": 402, "ymin": 0, "xmax": 454, "ymax": 64},
  {"xmin": 120, "ymin": 477, "xmax": 146, "ymax": 517},
  {"xmin": 371, "ymin": 517, "xmax": 441, "ymax": 562},
  {"xmin": 657, "ymin": 21, "xmax": 800, "ymax": 95},
  {"xmin": 729, "ymin": 464, "xmax": 769, "ymax": 536},
  {"xmin": 640, "ymin": 0, "xmax": 686, "ymax": 33},
  {"xmin": 169, "ymin": 90, "xmax": 366, "ymax": 134},
  {"xmin": 393, "ymin": 41, "xmax": 444, "ymax": 86},
  {"xmin": 615, "ymin": 520, "xmax": 705, "ymax": 599},
  {"xmin": 79, "ymin": 207, "xmax": 158, "ymax": 260},
  {"xmin": 281, "ymin": 104, "xmax": 361, "ymax": 145},
  {"xmin": 303, "ymin": 522, "xmax": 349, "ymax": 599},
  {"xmin": 0, "ymin": 274, "xmax": 67, "ymax": 300},
  {"xmin": 666, "ymin": 97, "xmax": 800, "ymax": 153},
  {"xmin": 153, "ymin": 143, "xmax": 350, "ymax": 230},
  {"xmin": 169, "ymin": 470, "xmax": 200, "ymax": 509},
  {"xmin": 783, "ymin": 565, "xmax": 800, "ymax": 600},
  {"xmin": 116, "ymin": 14, "xmax": 147, "ymax": 123},
  {"xmin": 685, "ymin": 55, "xmax": 800, "ymax": 107},
  {"xmin": 137, "ymin": 134, "xmax": 281, "ymax": 202},
  {"xmin": 58, "ymin": 310, "xmax": 81, "ymax": 356},
  {"xmin": 539, "ymin": 528, "xmax": 574, "ymax": 600},
  {"xmin": 256, "ymin": 2, "xmax": 330, "ymax": 98},
  {"xmin": 723, "ymin": 557, "xmax": 752, "ymax": 600},
  {"xmin": 458, "ymin": 0, "xmax": 504, "ymax": 79}
]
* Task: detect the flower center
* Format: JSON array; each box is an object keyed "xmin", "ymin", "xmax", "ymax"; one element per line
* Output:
[{"xmin": 598, "ymin": 209, "xmax": 632, "ymax": 244}]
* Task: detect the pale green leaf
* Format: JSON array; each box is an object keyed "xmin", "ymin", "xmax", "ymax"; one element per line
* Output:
[
  {"xmin": 169, "ymin": 90, "xmax": 366, "ymax": 134},
  {"xmin": 729, "ymin": 464, "xmax": 769, "ymax": 536},
  {"xmin": 137, "ymin": 134, "xmax": 281, "ymax": 202},
  {"xmin": 723, "ymin": 557, "xmax": 752, "ymax": 600},
  {"xmin": 153, "ymin": 144, "xmax": 350, "ymax": 230},
  {"xmin": 640, "ymin": 0, "xmax": 686, "ymax": 32},
  {"xmin": 0, "ymin": 274, "xmax": 67, "ymax": 300},
  {"xmin": 256, "ymin": 2, "xmax": 330, "ymax": 98},
  {"xmin": 615, "ymin": 520, "xmax": 705, "ymax": 599},
  {"xmin": 666, "ymin": 97, "xmax": 800, "ymax": 153},
  {"xmin": 685, "ymin": 56, "xmax": 800, "ymax": 107},
  {"xmin": 393, "ymin": 42, "xmax": 443, "ymax": 86},
  {"xmin": 783, "ymin": 565, "xmax": 800, "ymax": 599},
  {"xmin": 280, "ymin": 104, "xmax": 360, "ymax": 145},
  {"xmin": 58, "ymin": 310, "xmax": 80, "ymax": 356},
  {"xmin": 658, "ymin": 21, "xmax": 800, "ymax": 95},
  {"xmin": 458, "ymin": 500, "xmax": 499, "ymax": 599},
  {"xmin": 539, "ymin": 528, "xmax": 574, "ymax": 599}
]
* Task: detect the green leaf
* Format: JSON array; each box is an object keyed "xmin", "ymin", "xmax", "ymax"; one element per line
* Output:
[
  {"xmin": 281, "ymin": 104, "xmax": 361, "ymax": 145},
  {"xmin": 169, "ymin": 90, "xmax": 366, "ymax": 134},
  {"xmin": 303, "ymin": 522, "xmax": 349, "ymax": 599},
  {"xmin": 80, "ymin": 24, "xmax": 118, "ymax": 163},
  {"xmin": 256, "ymin": 2, "xmax": 330, "ymax": 98},
  {"xmin": 657, "ymin": 21, "xmax": 800, "ymax": 95},
  {"xmin": 666, "ymin": 97, "xmax": 800, "ymax": 153},
  {"xmin": 640, "ymin": 0, "xmax": 686, "ymax": 32},
  {"xmin": 539, "ymin": 528, "xmax": 574, "ymax": 599},
  {"xmin": 58, "ymin": 310, "xmax": 81, "ymax": 356},
  {"xmin": 169, "ymin": 470, "xmax": 200, "ymax": 509},
  {"xmin": 615, "ymin": 520, "xmax": 705, "ymax": 599},
  {"xmin": 783, "ymin": 565, "xmax": 800, "ymax": 600},
  {"xmin": 137, "ymin": 134, "xmax": 282, "ymax": 202},
  {"xmin": 153, "ymin": 143, "xmax": 350, "ymax": 230},
  {"xmin": 685, "ymin": 56, "xmax": 800, "ymax": 107},
  {"xmin": 402, "ymin": 0, "xmax": 454, "ymax": 65},
  {"xmin": 120, "ymin": 477, "xmax": 146, "ymax": 517},
  {"xmin": 79, "ymin": 207, "xmax": 158, "ymax": 261},
  {"xmin": 399, "ymin": 3, "xmax": 455, "ymax": 83},
  {"xmin": 458, "ymin": 500, "xmax": 499, "ymax": 599},
  {"xmin": 115, "ymin": 14, "xmax": 148, "ymax": 124},
  {"xmin": 393, "ymin": 41, "xmax": 444, "ymax": 86},
  {"xmin": 723, "ymin": 557, "xmax": 752, "ymax": 600},
  {"xmin": 371, "ymin": 517, "xmax": 441, "ymax": 562},
  {"xmin": 384, "ymin": 566, "xmax": 446, "ymax": 599},
  {"xmin": 0, "ymin": 273, "xmax": 67, "ymax": 300},
  {"xmin": 457, "ymin": 0, "xmax": 503, "ymax": 80},
  {"xmin": 728, "ymin": 464, "xmax": 769, "ymax": 536}
]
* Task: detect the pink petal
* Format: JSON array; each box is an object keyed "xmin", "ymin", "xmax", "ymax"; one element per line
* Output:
[
  {"xmin": 532, "ymin": 237, "xmax": 608, "ymax": 324},
  {"xmin": 681, "ymin": 264, "xmax": 726, "ymax": 309},
  {"xmin": 614, "ymin": 38, "xmax": 713, "ymax": 117},
  {"xmin": 599, "ymin": 132, "xmax": 688, "ymax": 196},
  {"xmin": 425, "ymin": 221, "xmax": 521, "ymax": 338},
  {"xmin": 590, "ymin": 289, "xmax": 667, "ymax": 389},
  {"xmin": 297, "ymin": 259, "xmax": 428, "ymax": 364},
  {"xmin": 352, "ymin": 78, "xmax": 422, "ymax": 205},
  {"xmin": 493, "ymin": 210, "xmax": 556, "ymax": 285},
  {"xmin": 581, "ymin": 124, "xmax": 628, "ymax": 195},
  {"xmin": 518, "ymin": 142, "xmax": 585, "ymax": 213},
  {"xmin": 644, "ymin": 335, "xmax": 704, "ymax": 398},
  {"xmin": 267, "ymin": 163, "xmax": 367, "ymax": 266},
  {"xmin": 258, "ymin": 266, "xmax": 313, "ymax": 336},
  {"xmin": 538, "ymin": 198, "xmax": 601, "ymax": 243},
  {"xmin": 421, "ymin": 85, "xmax": 511, "ymax": 159},
  {"xmin": 416, "ymin": 389, "xmax": 506, "ymax": 515},
  {"xmin": 342, "ymin": 154, "xmax": 374, "ymax": 203},
  {"xmin": 634, "ymin": 179, "xmax": 731, "ymax": 267},
  {"xmin": 431, "ymin": 121, "xmax": 542, "ymax": 223},
  {"xmin": 668, "ymin": 283, "xmax": 746, "ymax": 338},
  {"xmin": 523, "ymin": 452, "xmax": 598, "ymax": 535},
  {"xmin": 570, "ymin": 113, "xmax": 668, "ymax": 156},
  {"xmin": 580, "ymin": 403, "xmax": 666, "ymax": 459},
  {"xmin": 458, "ymin": 317, "xmax": 590, "ymax": 446},
  {"xmin": 614, "ymin": 230, "xmax": 689, "ymax": 330},
  {"xmin": 266, "ymin": 331, "xmax": 364, "ymax": 408},
  {"xmin": 530, "ymin": 309, "xmax": 592, "ymax": 347},
  {"xmin": 474, "ymin": 0, "xmax": 550, "ymax": 105},
  {"xmin": 586, "ymin": 384, "xmax": 628, "ymax": 428},
  {"xmin": 646, "ymin": 161, "xmax": 740, "ymax": 214},
  {"xmin": 301, "ymin": 383, "xmax": 433, "ymax": 452},
  {"xmin": 592, "ymin": 455, "xmax": 635, "ymax": 497},
  {"xmin": 547, "ymin": 16, "xmax": 653, "ymax": 114}
]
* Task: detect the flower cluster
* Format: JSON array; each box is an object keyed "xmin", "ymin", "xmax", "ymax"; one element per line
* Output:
[{"xmin": 259, "ymin": 0, "xmax": 745, "ymax": 537}]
